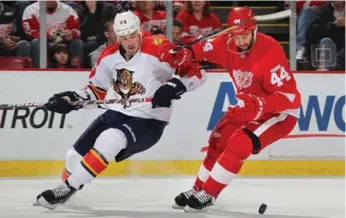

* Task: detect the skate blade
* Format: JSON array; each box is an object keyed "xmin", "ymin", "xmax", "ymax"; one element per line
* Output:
[
  {"xmin": 184, "ymin": 205, "xmax": 209, "ymax": 213},
  {"xmin": 33, "ymin": 196, "xmax": 58, "ymax": 210},
  {"xmin": 172, "ymin": 203, "xmax": 185, "ymax": 210}
]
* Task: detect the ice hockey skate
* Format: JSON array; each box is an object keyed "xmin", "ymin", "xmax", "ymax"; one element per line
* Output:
[
  {"xmin": 33, "ymin": 180, "xmax": 77, "ymax": 210},
  {"xmin": 184, "ymin": 190, "xmax": 216, "ymax": 213},
  {"xmin": 172, "ymin": 188, "xmax": 197, "ymax": 209}
]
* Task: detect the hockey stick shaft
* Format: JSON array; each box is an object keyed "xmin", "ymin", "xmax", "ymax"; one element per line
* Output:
[
  {"xmin": 170, "ymin": 9, "xmax": 292, "ymax": 53},
  {"xmin": 0, "ymin": 98, "xmax": 152, "ymax": 110}
]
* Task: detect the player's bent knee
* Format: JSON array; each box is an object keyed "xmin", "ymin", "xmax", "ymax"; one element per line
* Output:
[
  {"xmin": 243, "ymin": 128, "xmax": 262, "ymax": 154},
  {"xmin": 225, "ymin": 130, "xmax": 254, "ymax": 159},
  {"xmin": 94, "ymin": 128, "xmax": 128, "ymax": 161}
]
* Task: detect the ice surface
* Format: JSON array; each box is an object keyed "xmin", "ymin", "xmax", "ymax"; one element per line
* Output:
[{"xmin": 0, "ymin": 177, "xmax": 344, "ymax": 218}]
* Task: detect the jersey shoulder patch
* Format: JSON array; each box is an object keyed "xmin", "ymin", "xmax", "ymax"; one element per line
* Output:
[{"xmin": 151, "ymin": 35, "xmax": 164, "ymax": 46}]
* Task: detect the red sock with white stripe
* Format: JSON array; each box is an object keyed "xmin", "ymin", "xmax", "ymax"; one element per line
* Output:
[
  {"xmin": 202, "ymin": 152, "xmax": 244, "ymax": 197},
  {"xmin": 202, "ymin": 129, "xmax": 254, "ymax": 197},
  {"xmin": 203, "ymin": 153, "xmax": 243, "ymax": 197},
  {"xmin": 193, "ymin": 157, "xmax": 215, "ymax": 191}
]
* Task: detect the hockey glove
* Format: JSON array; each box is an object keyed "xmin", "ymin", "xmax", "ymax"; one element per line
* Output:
[
  {"xmin": 44, "ymin": 91, "xmax": 84, "ymax": 114},
  {"xmin": 226, "ymin": 93, "xmax": 265, "ymax": 122},
  {"xmin": 152, "ymin": 78, "xmax": 187, "ymax": 108},
  {"xmin": 159, "ymin": 43, "xmax": 193, "ymax": 68}
]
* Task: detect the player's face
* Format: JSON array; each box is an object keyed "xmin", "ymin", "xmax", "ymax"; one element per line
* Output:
[
  {"xmin": 172, "ymin": 26, "xmax": 182, "ymax": 44},
  {"xmin": 119, "ymin": 31, "xmax": 141, "ymax": 56},
  {"xmin": 54, "ymin": 51, "xmax": 68, "ymax": 65},
  {"xmin": 233, "ymin": 31, "xmax": 253, "ymax": 52},
  {"xmin": 106, "ymin": 23, "xmax": 117, "ymax": 44}
]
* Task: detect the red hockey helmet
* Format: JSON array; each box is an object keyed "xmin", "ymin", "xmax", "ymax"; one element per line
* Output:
[{"xmin": 227, "ymin": 7, "xmax": 257, "ymax": 36}]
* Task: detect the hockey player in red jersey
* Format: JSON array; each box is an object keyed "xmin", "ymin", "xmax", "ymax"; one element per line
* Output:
[
  {"xmin": 33, "ymin": 10, "xmax": 205, "ymax": 210},
  {"xmin": 160, "ymin": 7, "xmax": 301, "ymax": 212}
]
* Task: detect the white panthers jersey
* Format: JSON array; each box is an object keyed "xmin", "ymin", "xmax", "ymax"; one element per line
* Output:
[{"xmin": 82, "ymin": 34, "xmax": 206, "ymax": 122}]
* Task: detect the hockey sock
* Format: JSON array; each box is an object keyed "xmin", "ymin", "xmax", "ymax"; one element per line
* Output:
[
  {"xmin": 62, "ymin": 167, "xmax": 71, "ymax": 182},
  {"xmin": 202, "ymin": 152, "xmax": 243, "ymax": 197},
  {"xmin": 67, "ymin": 148, "xmax": 109, "ymax": 189},
  {"xmin": 193, "ymin": 156, "xmax": 215, "ymax": 191},
  {"xmin": 62, "ymin": 148, "xmax": 83, "ymax": 181},
  {"xmin": 202, "ymin": 131, "xmax": 253, "ymax": 197}
]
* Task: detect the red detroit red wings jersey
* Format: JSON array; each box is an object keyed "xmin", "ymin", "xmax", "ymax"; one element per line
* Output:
[
  {"xmin": 133, "ymin": 10, "xmax": 166, "ymax": 33},
  {"xmin": 191, "ymin": 32, "xmax": 301, "ymax": 118},
  {"xmin": 22, "ymin": 1, "xmax": 80, "ymax": 39},
  {"xmin": 176, "ymin": 10, "xmax": 222, "ymax": 38}
]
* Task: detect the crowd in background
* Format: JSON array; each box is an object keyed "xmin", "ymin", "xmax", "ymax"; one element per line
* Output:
[
  {"xmin": 296, "ymin": 0, "xmax": 345, "ymax": 71},
  {"xmin": 0, "ymin": 0, "xmax": 344, "ymax": 71}
]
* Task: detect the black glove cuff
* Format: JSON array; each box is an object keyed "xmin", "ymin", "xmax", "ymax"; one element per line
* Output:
[
  {"xmin": 166, "ymin": 78, "xmax": 187, "ymax": 97},
  {"xmin": 53, "ymin": 91, "xmax": 80, "ymax": 102}
]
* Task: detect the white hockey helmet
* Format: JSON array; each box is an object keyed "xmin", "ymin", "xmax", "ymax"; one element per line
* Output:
[{"xmin": 113, "ymin": 11, "xmax": 141, "ymax": 37}]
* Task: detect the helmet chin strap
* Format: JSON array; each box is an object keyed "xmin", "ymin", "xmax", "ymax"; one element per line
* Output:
[{"xmin": 227, "ymin": 28, "xmax": 257, "ymax": 55}]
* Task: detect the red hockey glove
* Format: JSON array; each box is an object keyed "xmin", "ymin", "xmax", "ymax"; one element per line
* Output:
[
  {"xmin": 226, "ymin": 93, "xmax": 265, "ymax": 122},
  {"xmin": 159, "ymin": 43, "xmax": 193, "ymax": 68}
]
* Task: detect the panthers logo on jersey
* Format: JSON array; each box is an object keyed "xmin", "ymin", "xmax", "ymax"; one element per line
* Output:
[{"xmin": 113, "ymin": 68, "xmax": 146, "ymax": 100}]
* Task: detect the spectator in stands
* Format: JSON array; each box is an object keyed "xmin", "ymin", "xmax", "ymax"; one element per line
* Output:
[
  {"xmin": 156, "ymin": 0, "xmax": 185, "ymax": 9},
  {"xmin": 22, "ymin": 0, "xmax": 84, "ymax": 68},
  {"xmin": 114, "ymin": 0, "xmax": 134, "ymax": 13},
  {"xmin": 172, "ymin": 19, "xmax": 195, "ymax": 45},
  {"xmin": 133, "ymin": 1, "xmax": 166, "ymax": 35},
  {"xmin": 61, "ymin": 0, "xmax": 81, "ymax": 11},
  {"xmin": 306, "ymin": 1, "xmax": 345, "ymax": 70},
  {"xmin": 333, "ymin": 48, "xmax": 345, "ymax": 71},
  {"xmin": 14, "ymin": 1, "xmax": 31, "ymax": 41},
  {"xmin": 296, "ymin": 1, "xmax": 325, "ymax": 60},
  {"xmin": 176, "ymin": 1, "xmax": 222, "ymax": 39},
  {"xmin": 0, "ymin": 1, "xmax": 30, "ymax": 58},
  {"xmin": 173, "ymin": 1, "xmax": 185, "ymax": 8},
  {"xmin": 172, "ymin": 19, "xmax": 183, "ymax": 45},
  {"xmin": 50, "ymin": 43, "xmax": 75, "ymax": 68},
  {"xmin": 173, "ymin": 3, "xmax": 184, "ymax": 18},
  {"xmin": 296, "ymin": 0, "xmax": 326, "ymax": 13},
  {"xmin": 155, "ymin": 0, "xmax": 184, "ymax": 17},
  {"xmin": 171, "ymin": 19, "xmax": 219, "ymax": 69},
  {"xmin": 89, "ymin": 19, "xmax": 118, "ymax": 68},
  {"xmin": 75, "ymin": 1, "xmax": 116, "ymax": 68}
]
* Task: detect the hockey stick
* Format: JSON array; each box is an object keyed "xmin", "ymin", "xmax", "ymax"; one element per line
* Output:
[
  {"xmin": 170, "ymin": 9, "xmax": 292, "ymax": 53},
  {"xmin": 0, "ymin": 98, "xmax": 152, "ymax": 110}
]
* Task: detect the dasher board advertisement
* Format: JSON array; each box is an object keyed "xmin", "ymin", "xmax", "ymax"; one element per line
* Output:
[{"xmin": 0, "ymin": 70, "xmax": 344, "ymax": 177}]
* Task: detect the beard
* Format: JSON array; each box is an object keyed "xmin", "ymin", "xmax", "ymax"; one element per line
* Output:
[
  {"xmin": 237, "ymin": 45, "xmax": 250, "ymax": 52},
  {"xmin": 237, "ymin": 32, "xmax": 255, "ymax": 52}
]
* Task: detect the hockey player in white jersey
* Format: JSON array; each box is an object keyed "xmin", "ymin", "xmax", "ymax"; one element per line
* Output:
[{"xmin": 34, "ymin": 10, "xmax": 206, "ymax": 210}]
